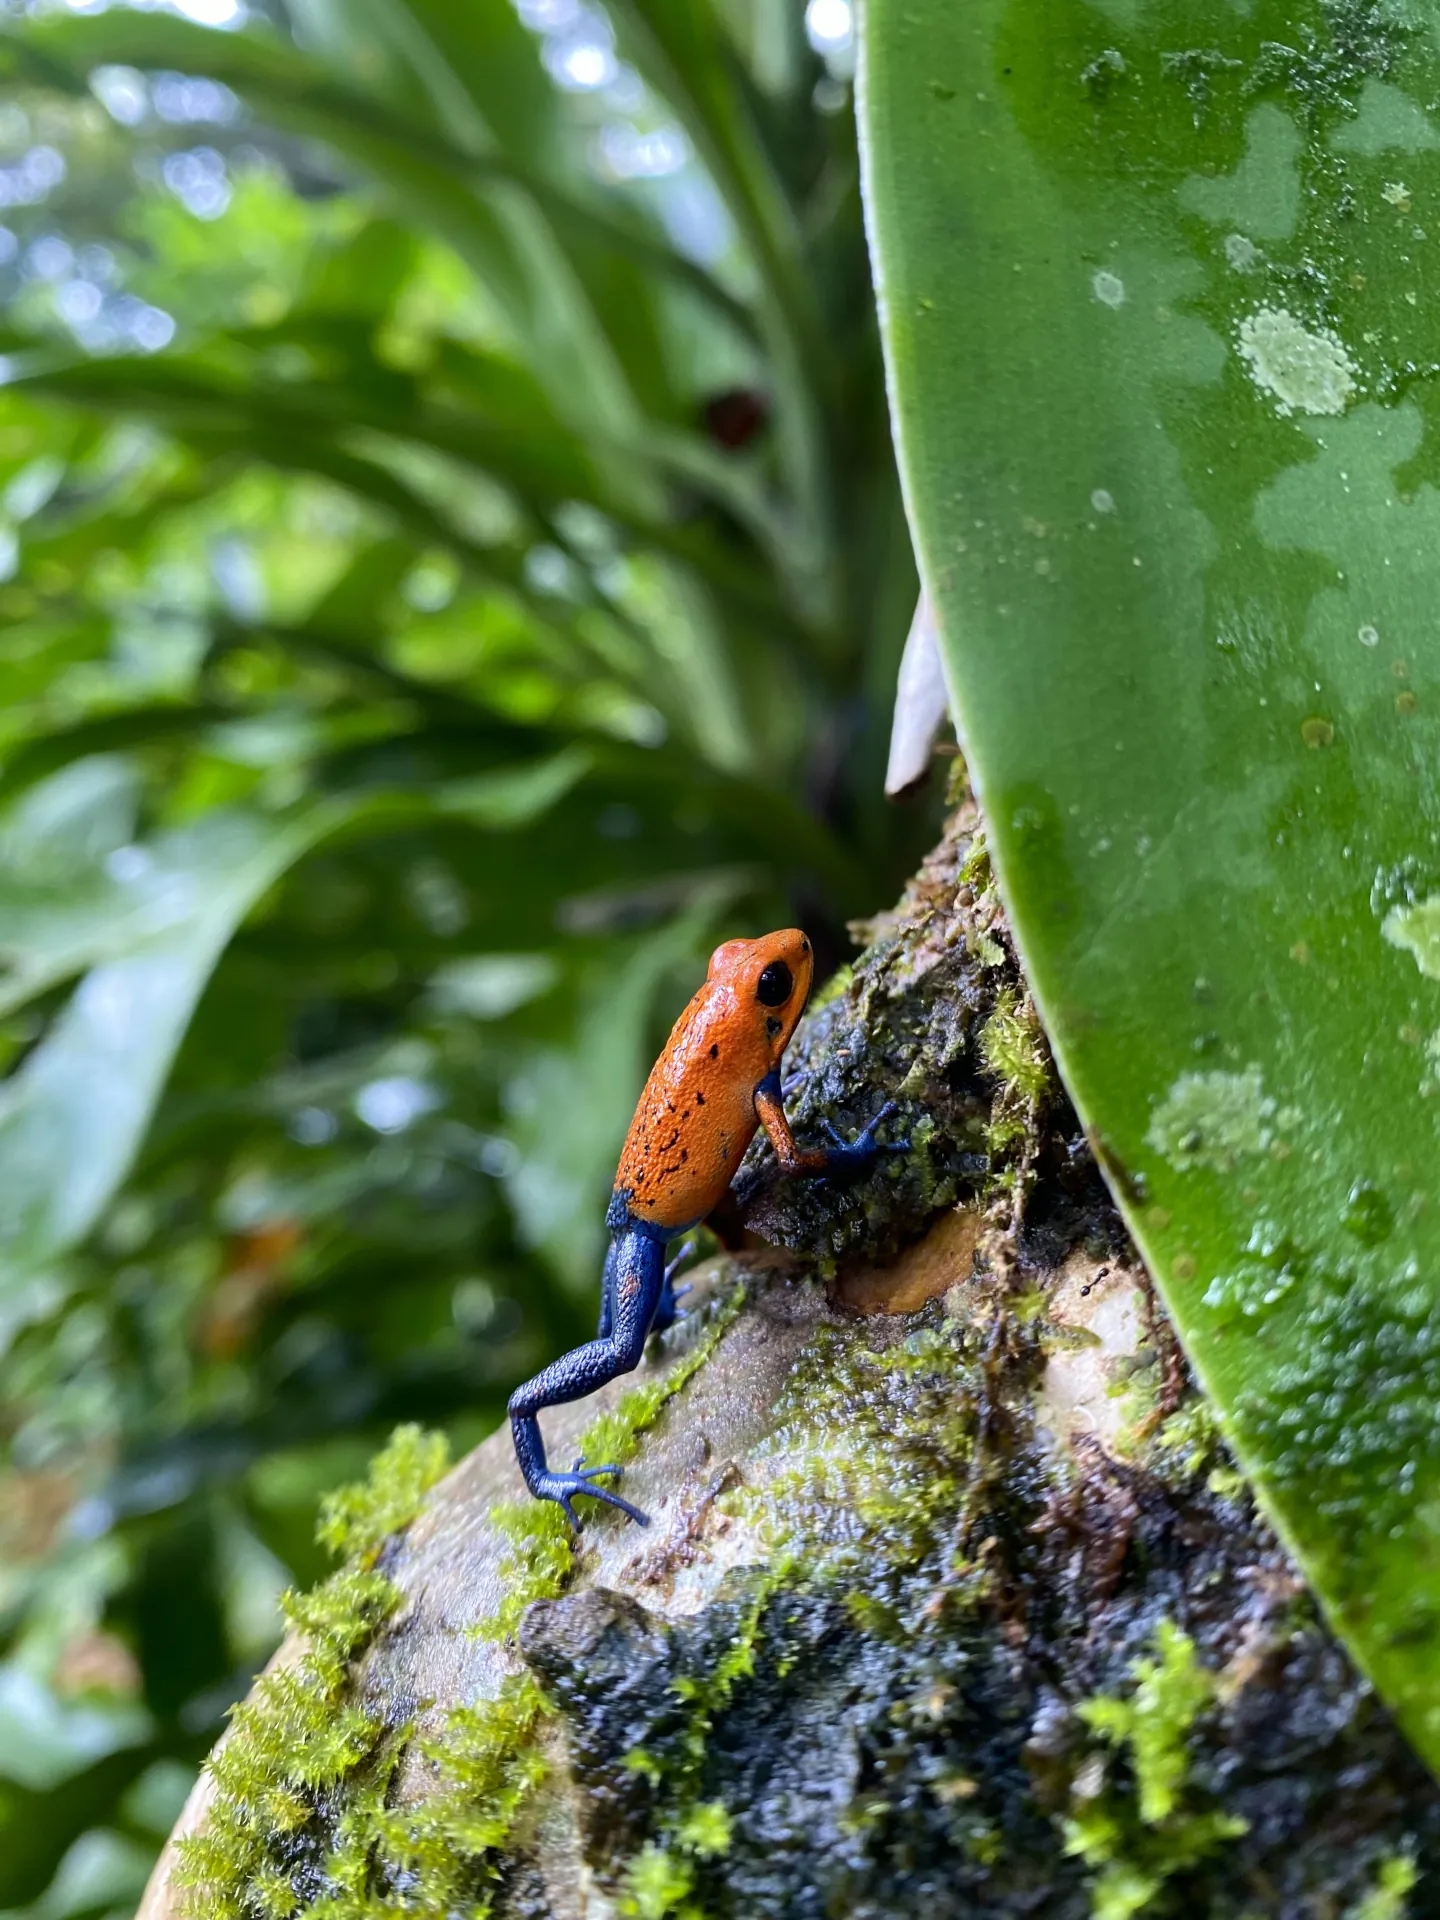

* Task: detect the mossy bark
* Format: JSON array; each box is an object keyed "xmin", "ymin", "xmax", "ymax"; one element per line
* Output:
[{"xmin": 144, "ymin": 801, "xmax": 1440, "ymax": 1920}]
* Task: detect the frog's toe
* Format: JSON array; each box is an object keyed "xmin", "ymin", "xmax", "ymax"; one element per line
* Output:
[
  {"xmin": 820, "ymin": 1102, "xmax": 908, "ymax": 1169},
  {"xmin": 536, "ymin": 1459, "xmax": 649, "ymax": 1529}
]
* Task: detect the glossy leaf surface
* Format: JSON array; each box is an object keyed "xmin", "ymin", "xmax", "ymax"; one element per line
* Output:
[{"xmin": 862, "ymin": 0, "xmax": 1440, "ymax": 1762}]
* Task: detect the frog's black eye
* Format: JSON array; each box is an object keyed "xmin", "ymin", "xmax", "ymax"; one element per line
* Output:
[{"xmin": 756, "ymin": 960, "xmax": 793, "ymax": 1007}]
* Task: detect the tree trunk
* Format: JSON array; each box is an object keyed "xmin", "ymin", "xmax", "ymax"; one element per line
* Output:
[{"xmin": 143, "ymin": 800, "xmax": 1440, "ymax": 1920}]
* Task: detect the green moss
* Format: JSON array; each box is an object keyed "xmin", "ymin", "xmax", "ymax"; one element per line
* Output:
[
  {"xmin": 1349, "ymin": 1851, "xmax": 1418, "ymax": 1920},
  {"xmin": 1101, "ymin": 1321, "xmax": 1247, "ymax": 1494},
  {"xmin": 615, "ymin": 1797, "xmax": 735, "ymax": 1920},
  {"xmin": 315, "ymin": 1426, "xmax": 452, "ymax": 1562},
  {"xmin": 1150, "ymin": 1399, "xmax": 1220, "ymax": 1480},
  {"xmin": 675, "ymin": 1800, "xmax": 732, "ymax": 1857},
  {"xmin": 807, "ymin": 963, "xmax": 853, "ymax": 1014},
  {"xmin": 957, "ymin": 821, "xmax": 991, "ymax": 891},
  {"xmin": 736, "ymin": 1320, "xmax": 979, "ymax": 1575},
  {"xmin": 612, "ymin": 1566, "xmax": 786, "ymax": 1914},
  {"xmin": 979, "ymin": 990, "xmax": 1049, "ymax": 1106},
  {"xmin": 176, "ymin": 1425, "xmax": 453, "ymax": 1920},
  {"xmin": 970, "ymin": 930, "xmax": 1005, "ymax": 969},
  {"xmin": 1145, "ymin": 1398, "xmax": 1247, "ymax": 1500},
  {"xmin": 1063, "ymin": 1622, "xmax": 1247, "ymax": 1918},
  {"xmin": 973, "ymin": 984, "xmax": 1052, "ymax": 1184},
  {"xmin": 364, "ymin": 1675, "xmax": 551, "ymax": 1911},
  {"xmin": 1099, "ymin": 1337, "xmax": 1170, "ymax": 1465},
  {"xmin": 1079, "ymin": 1622, "xmax": 1213, "ymax": 1825},
  {"xmin": 671, "ymin": 1570, "xmax": 785, "ymax": 1746},
  {"xmin": 620, "ymin": 1842, "xmax": 696, "ymax": 1919},
  {"xmin": 179, "ymin": 1284, "xmax": 745, "ymax": 1920}
]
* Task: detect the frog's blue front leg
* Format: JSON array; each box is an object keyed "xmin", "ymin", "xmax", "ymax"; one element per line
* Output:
[{"xmin": 509, "ymin": 1220, "xmax": 668, "ymax": 1528}]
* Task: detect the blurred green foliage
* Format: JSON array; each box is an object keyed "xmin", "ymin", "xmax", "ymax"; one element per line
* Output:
[{"xmin": 0, "ymin": 0, "xmax": 927, "ymax": 1911}]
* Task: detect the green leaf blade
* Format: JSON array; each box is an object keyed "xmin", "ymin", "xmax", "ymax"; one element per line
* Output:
[
  {"xmin": 0, "ymin": 810, "xmax": 330, "ymax": 1281},
  {"xmin": 862, "ymin": 0, "xmax": 1440, "ymax": 1764}
]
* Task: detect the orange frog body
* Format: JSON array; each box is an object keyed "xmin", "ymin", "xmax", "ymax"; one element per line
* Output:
[
  {"xmin": 616, "ymin": 930, "xmax": 823, "ymax": 1230},
  {"xmin": 508, "ymin": 930, "xmax": 905, "ymax": 1527}
]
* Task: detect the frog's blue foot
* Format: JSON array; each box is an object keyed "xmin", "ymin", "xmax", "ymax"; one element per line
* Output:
[
  {"xmin": 509, "ymin": 1416, "xmax": 652, "ymax": 1529},
  {"xmin": 537, "ymin": 1458, "xmax": 648, "ymax": 1530},
  {"xmin": 820, "ymin": 1101, "xmax": 910, "ymax": 1172}
]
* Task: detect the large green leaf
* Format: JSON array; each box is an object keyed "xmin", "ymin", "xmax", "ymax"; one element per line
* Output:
[
  {"xmin": 0, "ymin": 750, "xmax": 596, "ymax": 1292},
  {"xmin": 0, "ymin": 806, "xmax": 342, "ymax": 1286},
  {"xmin": 861, "ymin": 0, "xmax": 1440, "ymax": 1762}
]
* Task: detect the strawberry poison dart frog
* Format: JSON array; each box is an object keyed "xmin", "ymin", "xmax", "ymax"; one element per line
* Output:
[{"xmin": 508, "ymin": 929, "xmax": 905, "ymax": 1527}]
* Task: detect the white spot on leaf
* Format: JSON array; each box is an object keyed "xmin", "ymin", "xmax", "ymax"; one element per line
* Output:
[
  {"xmin": 1092, "ymin": 270, "xmax": 1125, "ymax": 308},
  {"xmin": 1382, "ymin": 897, "xmax": 1440, "ymax": 979},
  {"xmin": 1236, "ymin": 307, "xmax": 1356, "ymax": 416},
  {"xmin": 1147, "ymin": 1065, "xmax": 1278, "ymax": 1173}
]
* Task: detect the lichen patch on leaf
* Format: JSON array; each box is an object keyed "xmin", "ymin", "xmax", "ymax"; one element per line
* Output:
[
  {"xmin": 1146, "ymin": 1066, "xmax": 1277, "ymax": 1173},
  {"xmin": 1382, "ymin": 896, "xmax": 1440, "ymax": 979},
  {"xmin": 1092, "ymin": 270, "xmax": 1125, "ymax": 308},
  {"xmin": 1236, "ymin": 307, "xmax": 1356, "ymax": 415}
]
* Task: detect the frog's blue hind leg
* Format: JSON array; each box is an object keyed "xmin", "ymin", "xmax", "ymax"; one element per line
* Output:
[
  {"xmin": 596, "ymin": 1237, "xmax": 619, "ymax": 1339},
  {"xmin": 597, "ymin": 1237, "xmax": 693, "ymax": 1339},
  {"xmin": 510, "ymin": 1224, "xmax": 666, "ymax": 1528}
]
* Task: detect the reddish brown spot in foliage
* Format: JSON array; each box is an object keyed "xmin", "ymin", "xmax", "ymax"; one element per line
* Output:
[{"xmin": 702, "ymin": 386, "xmax": 769, "ymax": 450}]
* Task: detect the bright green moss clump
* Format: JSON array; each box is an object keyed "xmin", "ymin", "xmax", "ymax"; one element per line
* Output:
[
  {"xmin": 621, "ymin": 1841, "xmax": 697, "ymax": 1920},
  {"xmin": 176, "ymin": 1425, "xmax": 453, "ymax": 1920},
  {"xmin": 1063, "ymin": 1622, "xmax": 1247, "ymax": 1919},
  {"xmin": 980, "ymin": 989, "xmax": 1049, "ymax": 1109},
  {"xmin": 315, "ymin": 1426, "xmax": 451, "ymax": 1561},
  {"xmin": 1350, "ymin": 1852, "xmax": 1419, "ymax": 1920},
  {"xmin": 362, "ymin": 1674, "xmax": 551, "ymax": 1913},
  {"xmin": 617, "ymin": 1804, "xmax": 735, "ymax": 1920}
]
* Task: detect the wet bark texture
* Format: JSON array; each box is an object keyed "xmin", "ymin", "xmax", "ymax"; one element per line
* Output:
[{"xmin": 144, "ymin": 802, "xmax": 1440, "ymax": 1920}]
